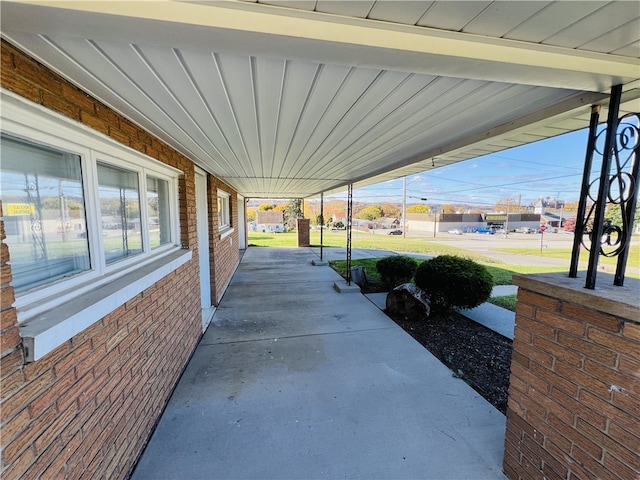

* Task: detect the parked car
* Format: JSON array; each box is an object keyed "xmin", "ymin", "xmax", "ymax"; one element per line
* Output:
[
  {"xmin": 447, "ymin": 229, "xmax": 463, "ymax": 235},
  {"xmin": 476, "ymin": 227, "xmax": 494, "ymax": 234},
  {"xmin": 388, "ymin": 229, "xmax": 403, "ymax": 235}
]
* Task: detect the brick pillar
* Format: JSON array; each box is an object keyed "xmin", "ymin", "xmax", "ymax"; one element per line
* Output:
[
  {"xmin": 297, "ymin": 218, "xmax": 310, "ymax": 247},
  {"xmin": 503, "ymin": 272, "xmax": 639, "ymax": 480}
]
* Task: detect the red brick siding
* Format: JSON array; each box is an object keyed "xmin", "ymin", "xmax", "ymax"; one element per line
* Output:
[
  {"xmin": 504, "ymin": 284, "xmax": 640, "ymax": 480},
  {"xmin": 0, "ymin": 40, "xmax": 237, "ymax": 479},
  {"xmin": 209, "ymin": 176, "xmax": 240, "ymax": 304}
]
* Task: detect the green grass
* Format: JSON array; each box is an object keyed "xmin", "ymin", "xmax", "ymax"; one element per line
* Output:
[
  {"xmin": 330, "ymin": 258, "xmax": 568, "ymax": 287},
  {"xmin": 483, "ymin": 264, "xmax": 568, "ymax": 285},
  {"xmin": 329, "ymin": 258, "xmax": 383, "ymax": 282},
  {"xmin": 249, "ymin": 230, "xmax": 499, "ymax": 263},
  {"xmin": 495, "ymin": 244, "xmax": 640, "ymax": 267},
  {"xmin": 487, "ymin": 294, "xmax": 517, "ymax": 312}
]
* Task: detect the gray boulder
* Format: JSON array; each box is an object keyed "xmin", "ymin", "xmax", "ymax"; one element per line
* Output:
[{"xmin": 385, "ymin": 283, "xmax": 431, "ymax": 320}]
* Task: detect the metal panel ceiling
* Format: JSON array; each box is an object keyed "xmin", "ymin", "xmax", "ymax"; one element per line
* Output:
[{"xmin": 1, "ymin": 0, "xmax": 639, "ymax": 198}]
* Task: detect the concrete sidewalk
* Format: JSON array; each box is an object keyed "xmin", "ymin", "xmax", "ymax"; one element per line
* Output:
[{"xmin": 132, "ymin": 247, "xmax": 507, "ymax": 480}]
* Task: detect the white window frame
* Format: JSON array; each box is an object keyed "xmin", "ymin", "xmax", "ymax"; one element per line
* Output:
[
  {"xmin": 217, "ymin": 189, "xmax": 233, "ymax": 238},
  {"xmin": 1, "ymin": 90, "xmax": 191, "ymax": 361}
]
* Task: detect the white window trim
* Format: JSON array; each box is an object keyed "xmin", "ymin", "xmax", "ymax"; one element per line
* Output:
[
  {"xmin": 218, "ymin": 189, "xmax": 233, "ymax": 238},
  {"xmin": 2, "ymin": 89, "xmax": 189, "ymax": 362}
]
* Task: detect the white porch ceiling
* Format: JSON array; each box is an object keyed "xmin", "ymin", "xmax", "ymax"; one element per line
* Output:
[{"xmin": 1, "ymin": 1, "xmax": 639, "ymax": 198}]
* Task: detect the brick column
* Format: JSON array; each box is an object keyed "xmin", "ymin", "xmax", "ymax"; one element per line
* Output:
[
  {"xmin": 297, "ymin": 218, "xmax": 310, "ymax": 247},
  {"xmin": 504, "ymin": 272, "xmax": 639, "ymax": 480}
]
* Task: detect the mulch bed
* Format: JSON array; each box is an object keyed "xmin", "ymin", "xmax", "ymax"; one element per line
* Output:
[{"xmin": 388, "ymin": 310, "xmax": 512, "ymax": 414}]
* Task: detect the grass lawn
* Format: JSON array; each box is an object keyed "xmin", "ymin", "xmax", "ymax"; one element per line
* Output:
[
  {"xmin": 495, "ymin": 243, "xmax": 640, "ymax": 268},
  {"xmin": 249, "ymin": 231, "xmax": 569, "ymax": 285},
  {"xmin": 249, "ymin": 230, "xmax": 499, "ymax": 263},
  {"xmin": 249, "ymin": 231, "xmax": 639, "ymax": 279},
  {"xmin": 487, "ymin": 294, "xmax": 518, "ymax": 311},
  {"xmin": 330, "ymin": 257, "xmax": 567, "ymax": 287}
]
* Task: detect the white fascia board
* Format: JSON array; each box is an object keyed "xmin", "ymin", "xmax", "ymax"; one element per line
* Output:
[{"xmin": 2, "ymin": 1, "xmax": 638, "ymax": 91}]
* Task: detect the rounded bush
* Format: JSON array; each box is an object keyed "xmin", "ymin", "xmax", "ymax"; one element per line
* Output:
[
  {"xmin": 414, "ymin": 255, "xmax": 493, "ymax": 312},
  {"xmin": 376, "ymin": 255, "xmax": 418, "ymax": 287}
]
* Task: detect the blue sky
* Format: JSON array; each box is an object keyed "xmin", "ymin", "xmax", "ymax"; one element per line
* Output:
[{"xmin": 326, "ymin": 127, "xmax": 593, "ymax": 209}]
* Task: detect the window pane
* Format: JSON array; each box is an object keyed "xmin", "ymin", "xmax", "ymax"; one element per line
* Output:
[
  {"xmin": 147, "ymin": 176, "xmax": 170, "ymax": 248},
  {"xmin": 1, "ymin": 135, "xmax": 90, "ymax": 293},
  {"xmin": 97, "ymin": 162, "xmax": 142, "ymax": 264},
  {"xmin": 218, "ymin": 193, "xmax": 230, "ymax": 229}
]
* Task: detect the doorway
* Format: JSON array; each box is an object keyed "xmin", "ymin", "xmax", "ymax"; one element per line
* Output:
[{"xmin": 195, "ymin": 168, "xmax": 214, "ymax": 331}]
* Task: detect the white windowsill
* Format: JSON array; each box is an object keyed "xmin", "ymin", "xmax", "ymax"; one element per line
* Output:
[
  {"xmin": 219, "ymin": 227, "xmax": 234, "ymax": 240},
  {"xmin": 19, "ymin": 248, "xmax": 192, "ymax": 362}
]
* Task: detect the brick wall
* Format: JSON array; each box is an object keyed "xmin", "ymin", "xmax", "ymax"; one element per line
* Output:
[
  {"xmin": 209, "ymin": 177, "xmax": 240, "ymax": 304},
  {"xmin": 504, "ymin": 272, "xmax": 640, "ymax": 480},
  {"xmin": 1, "ymin": 40, "xmax": 238, "ymax": 478}
]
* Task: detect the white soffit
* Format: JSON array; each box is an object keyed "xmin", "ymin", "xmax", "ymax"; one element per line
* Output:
[{"xmin": 1, "ymin": 0, "xmax": 639, "ymax": 198}]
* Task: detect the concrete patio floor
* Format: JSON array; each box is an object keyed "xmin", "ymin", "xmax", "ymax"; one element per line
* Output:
[{"xmin": 132, "ymin": 247, "xmax": 507, "ymax": 479}]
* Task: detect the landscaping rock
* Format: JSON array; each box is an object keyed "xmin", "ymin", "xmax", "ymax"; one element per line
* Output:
[
  {"xmin": 385, "ymin": 283, "xmax": 431, "ymax": 320},
  {"xmin": 349, "ymin": 266, "xmax": 368, "ymax": 287}
]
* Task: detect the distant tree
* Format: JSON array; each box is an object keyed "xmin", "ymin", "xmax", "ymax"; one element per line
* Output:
[
  {"xmin": 325, "ymin": 200, "xmax": 346, "ymax": 220},
  {"xmin": 605, "ymin": 202, "xmax": 640, "ymax": 231},
  {"xmin": 380, "ymin": 202, "xmax": 401, "ymax": 218},
  {"xmin": 303, "ymin": 199, "xmax": 320, "ymax": 222},
  {"xmin": 283, "ymin": 199, "xmax": 303, "ymax": 231},
  {"xmin": 273, "ymin": 204, "xmax": 287, "ymax": 213},
  {"xmin": 440, "ymin": 204, "xmax": 456, "ymax": 214},
  {"xmin": 406, "ymin": 204, "xmax": 431, "ymax": 214},
  {"xmin": 258, "ymin": 203, "xmax": 275, "ymax": 211},
  {"xmin": 246, "ymin": 207, "xmax": 256, "ymax": 223},
  {"xmin": 563, "ymin": 217, "xmax": 577, "ymax": 232},
  {"xmin": 356, "ymin": 205, "xmax": 383, "ymax": 221},
  {"xmin": 494, "ymin": 197, "xmax": 528, "ymax": 213},
  {"xmin": 563, "ymin": 201, "xmax": 579, "ymax": 213}
]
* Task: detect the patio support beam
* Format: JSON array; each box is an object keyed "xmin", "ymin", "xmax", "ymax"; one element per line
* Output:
[
  {"xmin": 320, "ymin": 192, "xmax": 324, "ymax": 262},
  {"xmin": 585, "ymin": 85, "xmax": 622, "ymax": 289},
  {"xmin": 569, "ymin": 105, "xmax": 600, "ymax": 278},
  {"xmin": 346, "ymin": 184, "xmax": 353, "ymax": 286}
]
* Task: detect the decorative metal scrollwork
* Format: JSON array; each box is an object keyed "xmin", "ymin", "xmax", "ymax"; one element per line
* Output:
[
  {"xmin": 571, "ymin": 90, "xmax": 640, "ymax": 288},
  {"xmin": 581, "ymin": 114, "xmax": 639, "ymax": 258}
]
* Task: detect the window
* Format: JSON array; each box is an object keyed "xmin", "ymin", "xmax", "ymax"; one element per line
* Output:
[
  {"xmin": 218, "ymin": 190, "xmax": 231, "ymax": 231},
  {"xmin": 98, "ymin": 162, "xmax": 143, "ymax": 263},
  {"xmin": 1, "ymin": 136, "xmax": 90, "ymax": 293},
  {"xmin": 147, "ymin": 176, "xmax": 171, "ymax": 249},
  {"xmin": 2, "ymin": 90, "xmax": 189, "ymax": 361}
]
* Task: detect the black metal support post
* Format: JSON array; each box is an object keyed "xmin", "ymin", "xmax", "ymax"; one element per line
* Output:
[
  {"xmin": 320, "ymin": 192, "xmax": 324, "ymax": 262},
  {"xmin": 569, "ymin": 105, "xmax": 600, "ymax": 277},
  {"xmin": 614, "ymin": 119, "xmax": 640, "ymax": 285},
  {"xmin": 585, "ymin": 85, "xmax": 622, "ymax": 289},
  {"xmin": 346, "ymin": 184, "xmax": 353, "ymax": 286}
]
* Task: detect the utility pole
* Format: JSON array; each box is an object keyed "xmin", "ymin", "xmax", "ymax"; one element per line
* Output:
[
  {"xmin": 504, "ymin": 198, "xmax": 510, "ymax": 238},
  {"xmin": 402, "ymin": 177, "xmax": 407, "ymax": 238}
]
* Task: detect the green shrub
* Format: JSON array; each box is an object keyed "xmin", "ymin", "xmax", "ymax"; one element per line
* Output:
[
  {"xmin": 414, "ymin": 255, "xmax": 493, "ymax": 312},
  {"xmin": 376, "ymin": 255, "xmax": 418, "ymax": 287}
]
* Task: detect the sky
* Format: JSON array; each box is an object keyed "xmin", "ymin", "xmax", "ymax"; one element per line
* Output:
[{"xmin": 321, "ymin": 127, "xmax": 594, "ymax": 210}]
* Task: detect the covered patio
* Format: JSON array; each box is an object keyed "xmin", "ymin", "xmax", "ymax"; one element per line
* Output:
[
  {"xmin": 132, "ymin": 246, "xmax": 507, "ymax": 479},
  {"xmin": 1, "ymin": 2, "xmax": 638, "ymax": 479}
]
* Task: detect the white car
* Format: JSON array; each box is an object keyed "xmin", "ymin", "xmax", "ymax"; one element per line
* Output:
[{"xmin": 447, "ymin": 229, "xmax": 463, "ymax": 235}]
